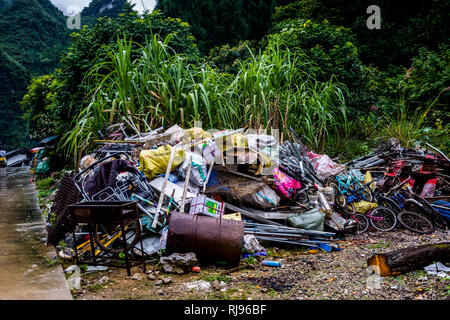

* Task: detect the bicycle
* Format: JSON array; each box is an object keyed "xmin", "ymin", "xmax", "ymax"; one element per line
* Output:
[
  {"xmin": 347, "ymin": 206, "xmax": 398, "ymax": 233},
  {"xmin": 374, "ymin": 177, "xmax": 438, "ymax": 234},
  {"xmin": 327, "ymin": 171, "xmax": 373, "ymax": 214}
]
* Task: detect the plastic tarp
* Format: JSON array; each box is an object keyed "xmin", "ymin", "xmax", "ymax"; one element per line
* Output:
[{"xmin": 286, "ymin": 208, "xmax": 325, "ymax": 231}]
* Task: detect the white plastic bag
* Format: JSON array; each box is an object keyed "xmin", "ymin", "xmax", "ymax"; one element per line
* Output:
[{"xmin": 177, "ymin": 151, "xmax": 208, "ymax": 187}]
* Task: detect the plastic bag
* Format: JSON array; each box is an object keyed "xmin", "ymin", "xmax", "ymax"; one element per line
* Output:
[
  {"xmin": 353, "ymin": 201, "xmax": 378, "ymax": 214},
  {"xmin": 286, "ymin": 208, "xmax": 325, "ymax": 231},
  {"xmin": 36, "ymin": 158, "xmax": 50, "ymax": 174},
  {"xmin": 248, "ymin": 185, "xmax": 280, "ymax": 209},
  {"xmin": 363, "ymin": 171, "xmax": 376, "ymax": 190},
  {"xmin": 307, "ymin": 151, "xmax": 345, "ymax": 180},
  {"xmin": 273, "ymin": 167, "xmax": 302, "ymax": 198},
  {"xmin": 349, "ymin": 169, "xmax": 365, "ymax": 182},
  {"xmin": 183, "ymin": 127, "xmax": 213, "ymax": 142},
  {"xmin": 177, "ymin": 151, "xmax": 208, "ymax": 187},
  {"xmin": 420, "ymin": 178, "xmax": 437, "ymax": 198},
  {"xmin": 325, "ymin": 211, "xmax": 349, "ymax": 231},
  {"xmin": 243, "ymin": 234, "xmax": 266, "ymax": 254},
  {"xmin": 198, "ymin": 139, "xmax": 220, "ymax": 164},
  {"xmin": 140, "ymin": 145, "xmax": 185, "ymax": 180},
  {"xmin": 246, "ymin": 134, "xmax": 277, "ymax": 156}
]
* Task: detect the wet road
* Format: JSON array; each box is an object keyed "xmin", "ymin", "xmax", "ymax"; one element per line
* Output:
[{"xmin": 0, "ymin": 167, "xmax": 72, "ymax": 300}]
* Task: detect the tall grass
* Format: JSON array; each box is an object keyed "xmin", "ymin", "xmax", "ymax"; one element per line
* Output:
[
  {"xmin": 382, "ymin": 89, "xmax": 446, "ymax": 148},
  {"xmin": 63, "ymin": 34, "xmax": 352, "ymax": 163}
]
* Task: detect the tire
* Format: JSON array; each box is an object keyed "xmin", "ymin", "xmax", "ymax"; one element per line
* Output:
[
  {"xmin": 368, "ymin": 206, "xmax": 398, "ymax": 232},
  {"xmin": 377, "ymin": 196, "xmax": 402, "ymax": 214},
  {"xmin": 328, "ymin": 182, "xmax": 346, "ymax": 208},
  {"xmin": 398, "ymin": 210, "xmax": 434, "ymax": 234},
  {"xmin": 93, "ymin": 223, "xmax": 141, "ymax": 254},
  {"xmin": 345, "ymin": 202, "xmax": 356, "ymax": 214},
  {"xmin": 414, "ymin": 196, "xmax": 448, "ymax": 229},
  {"xmin": 353, "ymin": 214, "xmax": 369, "ymax": 234}
]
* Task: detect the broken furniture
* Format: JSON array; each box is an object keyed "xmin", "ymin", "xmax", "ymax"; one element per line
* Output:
[{"xmin": 69, "ymin": 201, "xmax": 146, "ymax": 276}]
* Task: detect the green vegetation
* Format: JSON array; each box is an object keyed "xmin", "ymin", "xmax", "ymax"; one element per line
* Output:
[
  {"xmin": 204, "ymin": 274, "xmax": 232, "ymax": 283},
  {"xmin": 0, "ymin": 0, "xmax": 68, "ymax": 150},
  {"xmin": 155, "ymin": 0, "xmax": 276, "ymax": 53},
  {"xmin": 62, "ymin": 34, "xmax": 352, "ymax": 163},
  {"xmin": 8, "ymin": 1, "xmax": 449, "ymax": 162},
  {"xmin": 0, "ymin": 0, "xmax": 140, "ymax": 150}
]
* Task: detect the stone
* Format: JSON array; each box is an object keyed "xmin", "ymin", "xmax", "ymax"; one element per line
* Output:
[
  {"xmin": 185, "ymin": 280, "xmax": 211, "ymax": 291},
  {"xmin": 162, "ymin": 277, "xmax": 172, "ymax": 284},
  {"xmin": 148, "ymin": 274, "xmax": 156, "ymax": 280},
  {"xmin": 211, "ymin": 280, "xmax": 221, "ymax": 291},
  {"xmin": 160, "ymin": 252, "xmax": 198, "ymax": 274},
  {"xmin": 155, "ymin": 280, "xmax": 163, "ymax": 286},
  {"xmin": 97, "ymin": 276, "xmax": 109, "ymax": 285},
  {"xmin": 131, "ymin": 273, "xmax": 143, "ymax": 281}
]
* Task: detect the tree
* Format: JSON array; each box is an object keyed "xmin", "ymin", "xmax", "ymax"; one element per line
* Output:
[
  {"xmin": 271, "ymin": 0, "xmax": 450, "ymax": 68},
  {"xmin": 21, "ymin": 75, "xmax": 57, "ymax": 143},
  {"xmin": 270, "ymin": 19, "xmax": 373, "ymax": 111},
  {"xmin": 0, "ymin": 0, "xmax": 68, "ymax": 150},
  {"xmin": 155, "ymin": 0, "xmax": 276, "ymax": 53},
  {"xmin": 46, "ymin": 9, "xmax": 200, "ymax": 138}
]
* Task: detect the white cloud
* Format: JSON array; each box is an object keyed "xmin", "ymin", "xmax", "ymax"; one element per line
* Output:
[{"xmin": 50, "ymin": 0, "xmax": 156, "ymax": 16}]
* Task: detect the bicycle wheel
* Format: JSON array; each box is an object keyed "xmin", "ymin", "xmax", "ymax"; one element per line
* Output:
[
  {"xmin": 345, "ymin": 202, "xmax": 356, "ymax": 214},
  {"xmin": 414, "ymin": 196, "xmax": 448, "ymax": 229},
  {"xmin": 93, "ymin": 222, "xmax": 141, "ymax": 254},
  {"xmin": 368, "ymin": 206, "xmax": 397, "ymax": 231},
  {"xmin": 377, "ymin": 196, "xmax": 402, "ymax": 214},
  {"xmin": 398, "ymin": 210, "xmax": 434, "ymax": 234},
  {"xmin": 328, "ymin": 182, "xmax": 346, "ymax": 208},
  {"xmin": 353, "ymin": 214, "xmax": 369, "ymax": 234}
]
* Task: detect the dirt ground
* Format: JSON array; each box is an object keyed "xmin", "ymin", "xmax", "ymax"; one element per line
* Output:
[{"xmin": 66, "ymin": 229, "xmax": 450, "ymax": 300}]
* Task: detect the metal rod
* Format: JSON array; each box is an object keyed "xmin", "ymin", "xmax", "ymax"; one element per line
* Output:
[
  {"xmin": 202, "ymin": 161, "xmax": 214, "ymax": 194},
  {"xmin": 180, "ymin": 151, "xmax": 193, "ymax": 213},
  {"xmin": 153, "ymin": 143, "xmax": 180, "ymax": 228},
  {"xmin": 426, "ymin": 142, "xmax": 450, "ymax": 163}
]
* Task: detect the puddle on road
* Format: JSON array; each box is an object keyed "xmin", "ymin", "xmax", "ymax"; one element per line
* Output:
[{"xmin": 0, "ymin": 167, "xmax": 72, "ymax": 300}]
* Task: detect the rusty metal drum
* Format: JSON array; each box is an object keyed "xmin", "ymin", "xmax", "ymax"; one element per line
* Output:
[{"xmin": 166, "ymin": 212, "xmax": 244, "ymax": 266}]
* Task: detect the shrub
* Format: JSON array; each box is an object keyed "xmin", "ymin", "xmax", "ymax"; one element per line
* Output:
[{"xmin": 269, "ymin": 18, "xmax": 374, "ymax": 113}]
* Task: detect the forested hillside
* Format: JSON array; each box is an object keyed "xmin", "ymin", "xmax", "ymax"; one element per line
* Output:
[
  {"xmin": 0, "ymin": 0, "xmax": 68, "ymax": 150},
  {"xmin": 80, "ymin": 0, "xmax": 128, "ymax": 25},
  {"xmin": 155, "ymin": 0, "xmax": 277, "ymax": 53},
  {"xmin": 0, "ymin": 0, "xmax": 133, "ymax": 150}
]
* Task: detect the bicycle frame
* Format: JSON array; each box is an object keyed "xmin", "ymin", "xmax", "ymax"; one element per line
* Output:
[{"xmin": 335, "ymin": 172, "xmax": 370, "ymax": 203}]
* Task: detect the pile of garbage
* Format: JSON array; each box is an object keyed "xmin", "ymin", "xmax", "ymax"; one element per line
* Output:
[{"xmin": 46, "ymin": 121, "xmax": 450, "ymax": 273}]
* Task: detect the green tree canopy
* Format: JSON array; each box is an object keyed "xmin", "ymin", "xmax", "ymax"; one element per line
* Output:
[{"xmin": 155, "ymin": 0, "xmax": 276, "ymax": 53}]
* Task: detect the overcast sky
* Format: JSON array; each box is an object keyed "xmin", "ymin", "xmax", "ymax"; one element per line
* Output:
[{"xmin": 50, "ymin": 0, "xmax": 156, "ymax": 16}]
